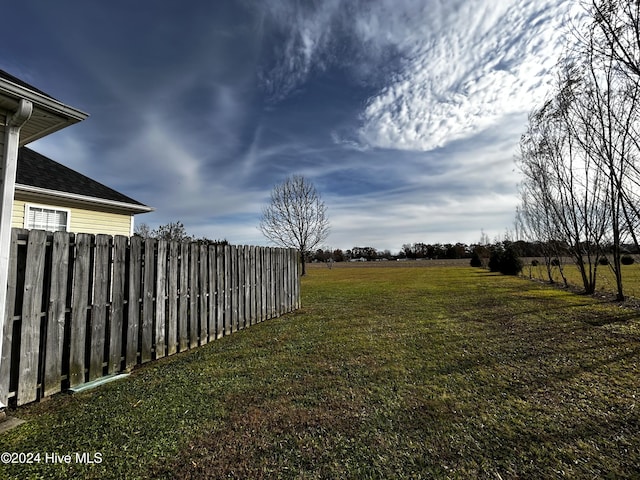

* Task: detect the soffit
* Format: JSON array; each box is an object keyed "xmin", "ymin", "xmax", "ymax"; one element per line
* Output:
[{"xmin": 0, "ymin": 71, "xmax": 88, "ymax": 145}]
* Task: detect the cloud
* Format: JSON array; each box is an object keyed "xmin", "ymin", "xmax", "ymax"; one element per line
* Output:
[
  {"xmin": 357, "ymin": 0, "xmax": 573, "ymax": 151},
  {"xmin": 255, "ymin": 0, "xmax": 572, "ymax": 153},
  {"xmin": 256, "ymin": 0, "xmax": 344, "ymax": 101},
  {"xmin": 325, "ymin": 186, "xmax": 518, "ymax": 250},
  {"xmin": 7, "ymin": 0, "xmax": 581, "ymax": 251}
]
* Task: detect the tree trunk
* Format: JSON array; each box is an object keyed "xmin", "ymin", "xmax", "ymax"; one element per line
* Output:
[{"xmin": 300, "ymin": 250, "xmax": 307, "ymax": 276}]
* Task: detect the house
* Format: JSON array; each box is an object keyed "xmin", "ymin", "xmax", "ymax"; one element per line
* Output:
[
  {"xmin": 13, "ymin": 146, "xmax": 153, "ymax": 236},
  {"xmin": 0, "ymin": 68, "xmax": 150, "ymax": 408}
]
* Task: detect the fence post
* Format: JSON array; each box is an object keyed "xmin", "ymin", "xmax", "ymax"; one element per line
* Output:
[
  {"xmin": 141, "ymin": 238, "xmax": 156, "ymax": 363},
  {"xmin": 226, "ymin": 245, "xmax": 233, "ymax": 333},
  {"xmin": 44, "ymin": 231, "xmax": 70, "ymax": 396},
  {"xmin": 189, "ymin": 243, "xmax": 199, "ymax": 348},
  {"xmin": 237, "ymin": 245, "xmax": 245, "ymax": 330},
  {"xmin": 261, "ymin": 248, "xmax": 267, "ymax": 322},
  {"xmin": 69, "ymin": 233, "xmax": 93, "ymax": 388},
  {"xmin": 207, "ymin": 245, "xmax": 216, "ymax": 342},
  {"xmin": 199, "ymin": 243, "xmax": 208, "ymax": 345},
  {"xmin": 155, "ymin": 240, "xmax": 168, "ymax": 359},
  {"xmin": 247, "ymin": 246, "xmax": 257, "ymax": 325},
  {"xmin": 126, "ymin": 235, "xmax": 142, "ymax": 370},
  {"xmin": 89, "ymin": 234, "xmax": 110, "ymax": 382},
  {"xmin": 294, "ymin": 248, "xmax": 301, "ymax": 309},
  {"xmin": 108, "ymin": 235, "xmax": 127, "ymax": 375},
  {"xmin": 17, "ymin": 230, "xmax": 47, "ymax": 405},
  {"xmin": 167, "ymin": 241, "xmax": 179, "ymax": 356},
  {"xmin": 0, "ymin": 229, "xmax": 20, "ymax": 406},
  {"xmin": 216, "ymin": 245, "xmax": 225, "ymax": 338}
]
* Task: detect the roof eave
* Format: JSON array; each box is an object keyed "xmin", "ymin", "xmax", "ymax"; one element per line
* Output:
[
  {"xmin": 0, "ymin": 77, "xmax": 89, "ymax": 145},
  {"xmin": 0, "ymin": 77, "xmax": 88, "ymax": 120},
  {"xmin": 15, "ymin": 184, "xmax": 154, "ymax": 215}
]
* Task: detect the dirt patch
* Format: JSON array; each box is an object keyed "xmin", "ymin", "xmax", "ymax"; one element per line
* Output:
[{"xmin": 151, "ymin": 395, "xmax": 365, "ymax": 479}]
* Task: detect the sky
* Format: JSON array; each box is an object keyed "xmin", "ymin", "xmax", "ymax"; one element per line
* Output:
[{"xmin": 2, "ymin": 0, "xmax": 579, "ymax": 253}]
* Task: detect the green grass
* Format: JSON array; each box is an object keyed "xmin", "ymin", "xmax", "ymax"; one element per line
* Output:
[
  {"xmin": 524, "ymin": 259, "xmax": 640, "ymax": 298},
  {"xmin": 1, "ymin": 264, "xmax": 640, "ymax": 478}
]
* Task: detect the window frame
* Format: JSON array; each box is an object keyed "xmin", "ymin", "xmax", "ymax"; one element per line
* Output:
[{"xmin": 23, "ymin": 203, "xmax": 71, "ymax": 232}]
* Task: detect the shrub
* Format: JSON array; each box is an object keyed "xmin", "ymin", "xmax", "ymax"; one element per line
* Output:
[
  {"xmin": 531, "ymin": 259, "xmax": 539, "ymax": 267},
  {"xmin": 621, "ymin": 255, "xmax": 635, "ymax": 265},
  {"xmin": 470, "ymin": 252, "xmax": 483, "ymax": 267},
  {"xmin": 499, "ymin": 246, "xmax": 523, "ymax": 276},
  {"xmin": 488, "ymin": 250, "xmax": 503, "ymax": 272},
  {"xmin": 551, "ymin": 258, "xmax": 560, "ymax": 266},
  {"xmin": 488, "ymin": 244, "xmax": 523, "ymax": 276},
  {"xmin": 599, "ymin": 257, "xmax": 609, "ymax": 266}
]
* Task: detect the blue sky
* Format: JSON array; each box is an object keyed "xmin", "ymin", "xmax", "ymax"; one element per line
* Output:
[{"xmin": 2, "ymin": 0, "xmax": 577, "ymax": 252}]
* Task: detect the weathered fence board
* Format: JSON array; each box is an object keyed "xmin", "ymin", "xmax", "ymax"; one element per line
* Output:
[
  {"xmin": 0, "ymin": 229, "xmax": 19, "ymax": 404},
  {"xmin": 189, "ymin": 243, "xmax": 199, "ymax": 349},
  {"xmin": 108, "ymin": 235, "xmax": 127, "ymax": 375},
  {"xmin": 227, "ymin": 245, "xmax": 233, "ymax": 335},
  {"xmin": 90, "ymin": 234, "xmax": 109, "ymax": 381},
  {"xmin": 141, "ymin": 238, "xmax": 155, "ymax": 364},
  {"xmin": 207, "ymin": 245, "xmax": 216, "ymax": 342},
  {"xmin": 199, "ymin": 244, "xmax": 208, "ymax": 345},
  {"xmin": 155, "ymin": 240, "xmax": 167, "ymax": 360},
  {"xmin": 0, "ymin": 229, "xmax": 300, "ymax": 407},
  {"xmin": 126, "ymin": 236, "xmax": 142, "ymax": 370},
  {"xmin": 17, "ymin": 229, "xmax": 47, "ymax": 404},
  {"xmin": 44, "ymin": 231, "xmax": 69, "ymax": 396},
  {"xmin": 216, "ymin": 245, "xmax": 224, "ymax": 339},
  {"xmin": 69, "ymin": 233, "xmax": 91, "ymax": 388},
  {"xmin": 167, "ymin": 241, "xmax": 179, "ymax": 356},
  {"xmin": 179, "ymin": 242, "xmax": 189, "ymax": 352}
]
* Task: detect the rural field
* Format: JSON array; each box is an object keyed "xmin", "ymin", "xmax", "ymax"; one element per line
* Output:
[
  {"xmin": 523, "ymin": 258, "xmax": 640, "ymax": 299},
  {"xmin": 1, "ymin": 263, "xmax": 639, "ymax": 478}
]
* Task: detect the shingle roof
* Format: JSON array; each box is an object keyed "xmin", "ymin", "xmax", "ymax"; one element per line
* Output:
[
  {"xmin": 0, "ymin": 69, "xmax": 58, "ymax": 101},
  {"xmin": 16, "ymin": 146, "xmax": 148, "ymax": 208}
]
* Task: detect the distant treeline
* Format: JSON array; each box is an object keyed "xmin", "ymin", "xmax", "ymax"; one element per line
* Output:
[{"xmin": 311, "ymin": 240, "xmax": 640, "ymax": 263}]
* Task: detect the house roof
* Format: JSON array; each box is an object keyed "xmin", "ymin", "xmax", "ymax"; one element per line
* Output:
[
  {"xmin": 16, "ymin": 147, "xmax": 153, "ymax": 214},
  {"xmin": 0, "ymin": 69, "xmax": 88, "ymax": 145},
  {"xmin": 0, "ymin": 69, "xmax": 58, "ymax": 100}
]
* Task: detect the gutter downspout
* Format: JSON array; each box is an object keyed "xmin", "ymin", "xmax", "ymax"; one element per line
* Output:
[{"xmin": 0, "ymin": 99, "xmax": 33, "ymax": 409}]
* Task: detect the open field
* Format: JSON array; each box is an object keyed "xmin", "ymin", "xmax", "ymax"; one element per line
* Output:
[
  {"xmin": 522, "ymin": 258, "xmax": 640, "ymax": 299},
  {"xmin": 1, "ymin": 264, "xmax": 640, "ymax": 478}
]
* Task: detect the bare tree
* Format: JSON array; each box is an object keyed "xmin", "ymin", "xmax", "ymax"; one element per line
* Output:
[
  {"xmin": 259, "ymin": 175, "xmax": 329, "ymax": 275},
  {"xmin": 568, "ymin": 1, "xmax": 640, "ymax": 299},
  {"xmin": 134, "ymin": 221, "xmax": 197, "ymax": 243},
  {"xmin": 134, "ymin": 222, "xmax": 153, "ymax": 239},
  {"xmin": 517, "ymin": 67, "xmax": 610, "ymax": 295},
  {"xmin": 587, "ymin": 0, "xmax": 640, "ymax": 79},
  {"xmin": 517, "ymin": 0, "xmax": 640, "ymax": 299},
  {"xmin": 516, "ymin": 194, "xmax": 568, "ymax": 286}
]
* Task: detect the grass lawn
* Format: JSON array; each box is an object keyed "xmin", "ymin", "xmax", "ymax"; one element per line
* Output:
[
  {"xmin": 1, "ymin": 264, "xmax": 640, "ymax": 478},
  {"xmin": 524, "ymin": 259, "xmax": 640, "ymax": 299}
]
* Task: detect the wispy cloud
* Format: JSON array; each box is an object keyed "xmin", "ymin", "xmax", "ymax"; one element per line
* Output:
[
  {"xmin": 357, "ymin": 0, "xmax": 573, "ymax": 151},
  {"xmin": 256, "ymin": 0, "xmax": 573, "ymax": 153},
  {"xmin": 6, "ymin": 0, "xmax": 579, "ymax": 251}
]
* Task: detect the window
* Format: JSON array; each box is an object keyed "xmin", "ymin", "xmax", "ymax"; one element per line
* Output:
[{"xmin": 24, "ymin": 204, "xmax": 69, "ymax": 232}]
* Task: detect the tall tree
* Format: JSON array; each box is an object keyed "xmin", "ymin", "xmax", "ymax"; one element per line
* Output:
[
  {"xmin": 566, "ymin": 0, "xmax": 640, "ymax": 299},
  {"xmin": 587, "ymin": 0, "xmax": 640, "ymax": 80},
  {"xmin": 517, "ymin": 1, "xmax": 640, "ymax": 299},
  {"xmin": 517, "ymin": 67, "xmax": 609, "ymax": 295},
  {"xmin": 259, "ymin": 175, "xmax": 329, "ymax": 275}
]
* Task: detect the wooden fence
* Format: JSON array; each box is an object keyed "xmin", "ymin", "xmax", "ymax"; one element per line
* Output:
[{"xmin": 0, "ymin": 229, "xmax": 300, "ymax": 407}]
